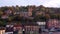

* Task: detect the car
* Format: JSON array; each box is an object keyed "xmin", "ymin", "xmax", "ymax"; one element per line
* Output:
[{"xmin": 55, "ymin": 28, "xmax": 60, "ymax": 32}]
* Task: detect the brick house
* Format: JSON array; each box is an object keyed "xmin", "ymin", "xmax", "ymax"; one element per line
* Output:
[
  {"xmin": 0, "ymin": 27, "xmax": 5, "ymax": 34},
  {"xmin": 28, "ymin": 6, "xmax": 35, "ymax": 17},
  {"xmin": 19, "ymin": 12, "xmax": 29, "ymax": 17},
  {"xmin": 13, "ymin": 22, "xmax": 39, "ymax": 34},
  {"xmin": 4, "ymin": 9, "xmax": 12, "ymax": 15},
  {"xmin": 1, "ymin": 13, "xmax": 8, "ymax": 19},
  {"xmin": 47, "ymin": 19, "xmax": 60, "ymax": 28},
  {"xmin": 25, "ymin": 24, "xmax": 39, "ymax": 34},
  {"xmin": 13, "ymin": 24, "xmax": 22, "ymax": 34}
]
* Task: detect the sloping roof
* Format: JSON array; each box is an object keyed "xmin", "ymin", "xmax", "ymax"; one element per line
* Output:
[
  {"xmin": 0, "ymin": 27, "xmax": 5, "ymax": 30},
  {"xmin": 13, "ymin": 21, "xmax": 38, "ymax": 26},
  {"xmin": 22, "ymin": 22, "xmax": 38, "ymax": 26},
  {"xmin": 14, "ymin": 24, "xmax": 22, "ymax": 27}
]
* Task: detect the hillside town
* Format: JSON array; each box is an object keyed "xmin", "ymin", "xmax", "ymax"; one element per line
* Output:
[{"xmin": 0, "ymin": 5, "xmax": 60, "ymax": 34}]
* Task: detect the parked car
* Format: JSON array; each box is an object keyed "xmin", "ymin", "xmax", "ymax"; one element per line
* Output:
[{"xmin": 55, "ymin": 28, "xmax": 60, "ymax": 32}]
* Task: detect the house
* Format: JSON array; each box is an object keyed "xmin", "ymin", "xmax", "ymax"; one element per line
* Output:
[
  {"xmin": 35, "ymin": 11, "xmax": 45, "ymax": 16},
  {"xmin": 23, "ymin": 22, "xmax": 39, "ymax": 34},
  {"xmin": 1, "ymin": 13, "xmax": 8, "ymax": 19},
  {"xmin": 19, "ymin": 12, "xmax": 28, "ymax": 17},
  {"xmin": 0, "ymin": 27, "xmax": 5, "ymax": 34},
  {"xmin": 47, "ymin": 19, "xmax": 60, "ymax": 29},
  {"xmin": 25, "ymin": 25, "xmax": 39, "ymax": 34},
  {"xmin": 4, "ymin": 9, "xmax": 12, "ymax": 15},
  {"xmin": 5, "ymin": 24, "xmax": 13, "ymax": 34},
  {"xmin": 13, "ymin": 22, "xmax": 39, "ymax": 34},
  {"xmin": 28, "ymin": 6, "xmax": 35, "ymax": 17},
  {"xmin": 37, "ymin": 22, "xmax": 46, "ymax": 28},
  {"xmin": 13, "ymin": 24, "xmax": 22, "ymax": 34}
]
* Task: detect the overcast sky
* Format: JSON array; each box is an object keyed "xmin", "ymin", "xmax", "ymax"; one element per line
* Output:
[{"xmin": 0, "ymin": 0, "xmax": 60, "ymax": 7}]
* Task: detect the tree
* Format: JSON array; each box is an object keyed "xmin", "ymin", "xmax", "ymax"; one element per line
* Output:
[
  {"xmin": 39, "ymin": 5, "xmax": 45, "ymax": 12},
  {"xmin": 0, "ymin": 10, "xmax": 3, "ymax": 16},
  {"xmin": 34, "ymin": 14, "xmax": 46, "ymax": 22},
  {"xmin": 1, "ymin": 6, "xmax": 8, "ymax": 12},
  {"xmin": 8, "ymin": 16, "xmax": 14, "ymax": 21},
  {"xmin": 0, "ymin": 21, "xmax": 7, "ymax": 25},
  {"xmin": 45, "ymin": 14, "xmax": 50, "ymax": 19},
  {"xmin": 16, "ymin": 5, "xmax": 19, "ymax": 12}
]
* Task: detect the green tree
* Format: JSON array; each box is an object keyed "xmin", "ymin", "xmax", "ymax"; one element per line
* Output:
[
  {"xmin": 0, "ymin": 21, "xmax": 7, "ymax": 25},
  {"xmin": 34, "ymin": 14, "xmax": 46, "ymax": 22}
]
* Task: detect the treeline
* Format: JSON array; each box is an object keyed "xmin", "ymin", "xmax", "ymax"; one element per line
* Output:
[{"xmin": 0, "ymin": 5, "xmax": 60, "ymax": 25}]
